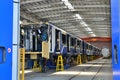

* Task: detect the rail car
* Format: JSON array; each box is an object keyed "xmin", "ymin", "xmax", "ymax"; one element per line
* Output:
[{"xmin": 20, "ymin": 23, "xmax": 101, "ymax": 69}]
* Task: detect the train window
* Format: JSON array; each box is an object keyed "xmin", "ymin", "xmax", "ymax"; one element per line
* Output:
[
  {"xmin": 114, "ymin": 45, "xmax": 118, "ymax": 64},
  {"xmin": 56, "ymin": 30, "xmax": 59, "ymax": 39},
  {"xmin": 71, "ymin": 38, "xmax": 74, "ymax": 46},
  {"xmin": 62, "ymin": 34, "xmax": 66, "ymax": 45},
  {"xmin": 80, "ymin": 41, "xmax": 82, "ymax": 47},
  {"xmin": 77, "ymin": 41, "xmax": 80, "ymax": 47},
  {"xmin": 0, "ymin": 49, "xmax": 2, "ymax": 63},
  {"xmin": 67, "ymin": 35, "xmax": 70, "ymax": 52},
  {"xmin": 56, "ymin": 30, "xmax": 60, "ymax": 51},
  {"xmin": 50, "ymin": 33, "xmax": 52, "ymax": 51},
  {"xmin": 0, "ymin": 47, "xmax": 6, "ymax": 64}
]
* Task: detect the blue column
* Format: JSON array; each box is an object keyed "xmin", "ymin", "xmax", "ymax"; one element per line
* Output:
[
  {"xmin": 0, "ymin": 0, "xmax": 20, "ymax": 80},
  {"xmin": 111, "ymin": 0, "xmax": 120, "ymax": 80},
  {"xmin": 0, "ymin": 0, "xmax": 13, "ymax": 80},
  {"xmin": 12, "ymin": 0, "xmax": 20, "ymax": 80}
]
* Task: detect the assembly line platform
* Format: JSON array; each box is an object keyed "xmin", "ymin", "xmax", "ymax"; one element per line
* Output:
[{"xmin": 24, "ymin": 58, "xmax": 112, "ymax": 80}]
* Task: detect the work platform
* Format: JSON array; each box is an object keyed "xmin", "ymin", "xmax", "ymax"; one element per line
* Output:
[{"xmin": 23, "ymin": 58, "xmax": 112, "ymax": 80}]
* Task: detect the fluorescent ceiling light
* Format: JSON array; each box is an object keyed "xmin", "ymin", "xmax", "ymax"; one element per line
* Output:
[
  {"xmin": 91, "ymin": 34, "xmax": 96, "ymax": 37},
  {"xmin": 85, "ymin": 27, "xmax": 92, "ymax": 31},
  {"xmin": 20, "ymin": 21, "xmax": 23, "ymax": 24},
  {"xmin": 80, "ymin": 21, "xmax": 85, "ymax": 24},
  {"xmin": 62, "ymin": 0, "xmax": 75, "ymax": 10},
  {"xmin": 75, "ymin": 14, "xmax": 82, "ymax": 19},
  {"xmin": 80, "ymin": 21, "xmax": 88, "ymax": 26},
  {"xmin": 83, "ymin": 23, "xmax": 88, "ymax": 26}
]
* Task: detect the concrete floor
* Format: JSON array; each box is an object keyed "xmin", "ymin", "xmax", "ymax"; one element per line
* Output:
[{"xmin": 24, "ymin": 58, "xmax": 112, "ymax": 80}]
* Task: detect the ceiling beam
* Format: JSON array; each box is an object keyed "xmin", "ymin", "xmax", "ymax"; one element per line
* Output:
[
  {"xmin": 21, "ymin": 1, "xmax": 64, "ymax": 8},
  {"xmin": 20, "ymin": 11, "xmax": 40, "ymax": 23},
  {"xmin": 21, "ymin": 0, "xmax": 44, "ymax": 5},
  {"xmin": 74, "ymin": 5, "xmax": 109, "ymax": 8},
  {"xmin": 81, "ymin": 37, "xmax": 111, "ymax": 42}
]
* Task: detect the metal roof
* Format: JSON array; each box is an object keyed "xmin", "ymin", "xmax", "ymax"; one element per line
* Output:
[{"xmin": 20, "ymin": 0, "xmax": 111, "ymax": 38}]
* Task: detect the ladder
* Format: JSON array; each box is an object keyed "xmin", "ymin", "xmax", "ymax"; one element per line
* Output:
[
  {"xmin": 56, "ymin": 55, "xmax": 64, "ymax": 71},
  {"xmin": 33, "ymin": 60, "xmax": 41, "ymax": 71},
  {"xmin": 77, "ymin": 54, "xmax": 82, "ymax": 65}
]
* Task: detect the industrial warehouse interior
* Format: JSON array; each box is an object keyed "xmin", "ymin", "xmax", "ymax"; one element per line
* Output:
[
  {"xmin": 19, "ymin": 0, "xmax": 112, "ymax": 80},
  {"xmin": 3, "ymin": 0, "xmax": 120, "ymax": 80}
]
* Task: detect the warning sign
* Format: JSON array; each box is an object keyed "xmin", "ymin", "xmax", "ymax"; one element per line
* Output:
[{"xmin": 8, "ymin": 48, "xmax": 11, "ymax": 53}]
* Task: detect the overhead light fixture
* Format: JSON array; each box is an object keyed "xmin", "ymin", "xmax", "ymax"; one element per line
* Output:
[
  {"xmin": 20, "ymin": 21, "xmax": 23, "ymax": 24},
  {"xmin": 80, "ymin": 21, "xmax": 88, "ymax": 26},
  {"xmin": 75, "ymin": 14, "xmax": 83, "ymax": 19},
  {"xmin": 91, "ymin": 34, "xmax": 96, "ymax": 37},
  {"xmin": 62, "ymin": 0, "xmax": 75, "ymax": 11},
  {"xmin": 83, "ymin": 23, "xmax": 88, "ymax": 26},
  {"xmin": 85, "ymin": 27, "xmax": 92, "ymax": 31}
]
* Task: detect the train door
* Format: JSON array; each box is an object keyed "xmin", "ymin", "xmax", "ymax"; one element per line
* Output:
[
  {"xmin": 80, "ymin": 40, "xmax": 82, "ymax": 54},
  {"xmin": 75, "ymin": 38, "xmax": 77, "ymax": 54},
  {"xmin": 111, "ymin": 0, "xmax": 120, "ymax": 80},
  {"xmin": 55, "ymin": 29, "xmax": 61, "ymax": 53},
  {"xmin": 61, "ymin": 33, "xmax": 67, "ymax": 54},
  {"xmin": 67, "ymin": 35, "xmax": 70, "ymax": 52},
  {"xmin": 0, "ymin": 0, "xmax": 13, "ymax": 80},
  {"xmin": 0, "ymin": 0, "xmax": 19, "ymax": 80}
]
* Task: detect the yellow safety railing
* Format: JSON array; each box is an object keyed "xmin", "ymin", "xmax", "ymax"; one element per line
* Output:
[
  {"xmin": 56, "ymin": 55, "xmax": 64, "ymax": 71},
  {"xmin": 20, "ymin": 48, "xmax": 25, "ymax": 80}
]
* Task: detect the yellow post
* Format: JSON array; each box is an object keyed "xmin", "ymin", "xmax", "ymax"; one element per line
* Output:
[
  {"xmin": 56, "ymin": 55, "xmax": 64, "ymax": 71},
  {"xmin": 86, "ymin": 55, "xmax": 88, "ymax": 62},
  {"xmin": 77, "ymin": 54, "xmax": 82, "ymax": 65},
  {"xmin": 91, "ymin": 55, "xmax": 93, "ymax": 61},
  {"xmin": 84, "ymin": 55, "xmax": 87, "ymax": 63},
  {"xmin": 33, "ymin": 60, "xmax": 41, "ymax": 72},
  {"xmin": 20, "ymin": 48, "xmax": 25, "ymax": 80},
  {"xmin": 33, "ymin": 60, "xmax": 38, "ymax": 71},
  {"xmin": 18, "ymin": 49, "xmax": 20, "ymax": 80}
]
